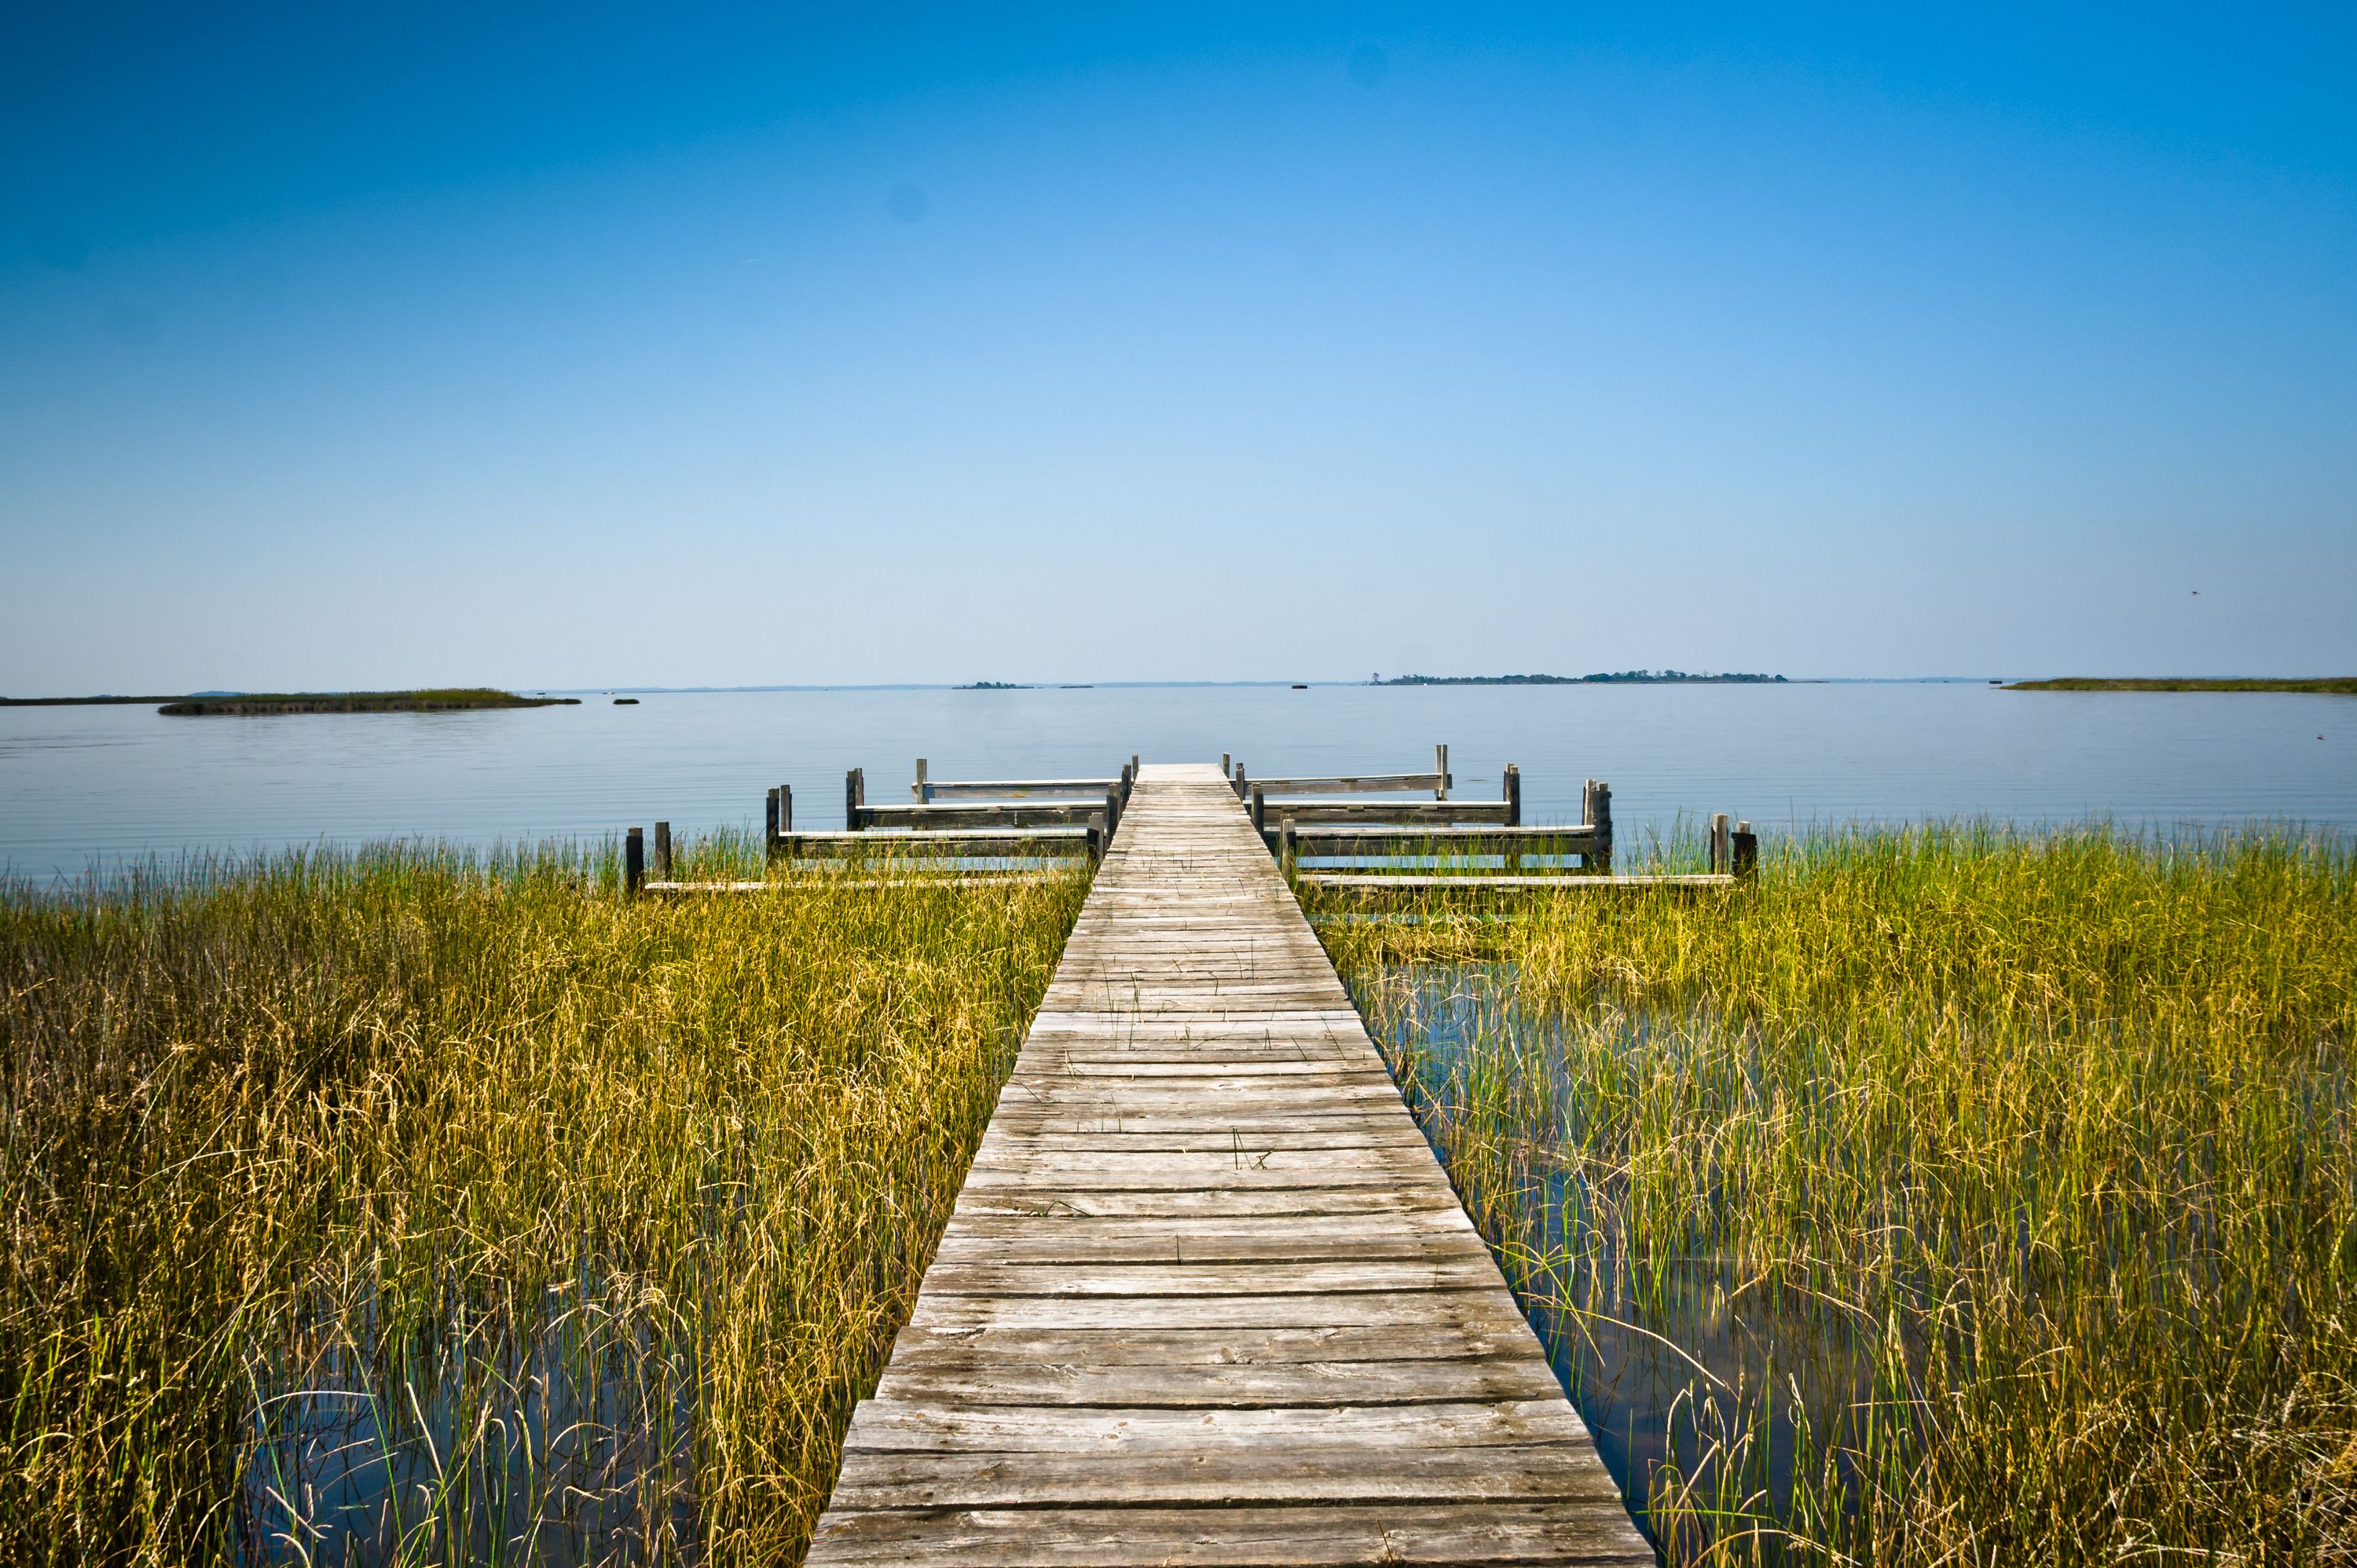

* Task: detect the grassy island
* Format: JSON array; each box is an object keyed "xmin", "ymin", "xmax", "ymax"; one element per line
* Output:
[
  {"xmin": 157, "ymin": 687, "xmax": 580, "ymax": 715},
  {"xmin": 2006, "ymin": 676, "xmax": 2357, "ymax": 694}
]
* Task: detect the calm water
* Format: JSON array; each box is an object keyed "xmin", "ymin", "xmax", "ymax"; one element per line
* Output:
[{"xmin": 4, "ymin": 682, "xmax": 2352, "ymax": 876}]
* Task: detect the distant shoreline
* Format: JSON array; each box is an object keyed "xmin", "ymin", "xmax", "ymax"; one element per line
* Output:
[
  {"xmin": 1374, "ymin": 671, "xmax": 1791, "ymax": 686},
  {"xmin": 2004, "ymin": 677, "xmax": 2357, "ymax": 694},
  {"xmin": 0, "ymin": 689, "xmax": 580, "ymax": 714}
]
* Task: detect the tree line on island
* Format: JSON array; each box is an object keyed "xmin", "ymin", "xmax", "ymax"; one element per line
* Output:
[{"xmin": 1373, "ymin": 670, "xmax": 1789, "ymax": 685}]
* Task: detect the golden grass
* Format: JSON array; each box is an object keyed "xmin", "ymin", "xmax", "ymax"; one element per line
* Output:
[
  {"xmin": 1313, "ymin": 824, "xmax": 2357, "ymax": 1564},
  {"xmin": 0, "ymin": 837, "xmax": 1086, "ymax": 1563}
]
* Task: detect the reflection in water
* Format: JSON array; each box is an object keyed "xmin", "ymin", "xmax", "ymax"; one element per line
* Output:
[{"xmin": 240, "ymin": 1272, "xmax": 695, "ymax": 1565}]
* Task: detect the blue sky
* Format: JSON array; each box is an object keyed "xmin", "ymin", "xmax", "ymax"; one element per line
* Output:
[{"xmin": 4, "ymin": 4, "xmax": 2352, "ymax": 691}]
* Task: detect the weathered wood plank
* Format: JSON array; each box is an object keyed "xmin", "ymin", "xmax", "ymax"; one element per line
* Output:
[
  {"xmin": 859, "ymin": 801, "xmax": 1105, "ymax": 830},
  {"xmin": 827, "ymin": 1442, "xmax": 1619, "ymax": 1510},
  {"xmin": 1251, "ymin": 771, "xmax": 1448, "ymax": 796},
  {"xmin": 915, "ymin": 778, "xmax": 1120, "ymax": 800},
  {"xmin": 1301, "ymin": 872, "xmax": 1734, "ymax": 891},
  {"xmin": 1256, "ymin": 799, "xmax": 1511, "ymax": 826},
  {"xmin": 878, "ymin": 1319, "xmax": 1528, "ymax": 1368},
  {"xmin": 902, "ymin": 1290, "xmax": 1540, "ymax": 1333},
  {"xmin": 1270, "ymin": 825, "xmax": 1599, "ymax": 857},
  {"xmin": 809, "ymin": 1503, "xmax": 1650, "ymax": 1566}
]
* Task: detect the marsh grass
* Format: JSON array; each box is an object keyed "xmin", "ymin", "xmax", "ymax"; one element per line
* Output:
[
  {"xmin": 1313, "ymin": 823, "xmax": 2357, "ymax": 1564},
  {"xmin": 1, "ymin": 835, "xmax": 1086, "ymax": 1563}
]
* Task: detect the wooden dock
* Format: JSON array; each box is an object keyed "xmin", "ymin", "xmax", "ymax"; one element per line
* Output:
[{"xmin": 808, "ymin": 764, "xmax": 1651, "ymax": 1566}]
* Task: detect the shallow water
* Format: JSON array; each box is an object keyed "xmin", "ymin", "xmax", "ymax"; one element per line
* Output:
[
  {"xmin": 5, "ymin": 681, "xmax": 2355, "ymax": 874},
  {"xmin": 239, "ymin": 1277, "xmax": 697, "ymax": 1566},
  {"xmin": 1362, "ymin": 969, "xmax": 1896, "ymax": 1556}
]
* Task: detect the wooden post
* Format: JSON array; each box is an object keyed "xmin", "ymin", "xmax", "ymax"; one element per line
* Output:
[
  {"xmin": 1281, "ymin": 818, "xmax": 1298, "ymax": 872},
  {"xmin": 1222, "ymin": 752, "xmax": 1230, "ymax": 779},
  {"xmin": 1585, "ymin": 780, "xmax": 1613, "ymax": 874},
  {"xmin": 1105, "ymin": 786, "xmax": 1122, "ymax": 841},
  {"xmin": 1732, "ymin": 821, "xmax": 1758, "ymax": 881},
  {"xmin": 1233, "ymin": 763, "xmax": 1248, "ymax": 801},
  {"xmin": 1249, "ymin": 784, "xmax": 1266, "ymax": 833},
  {"xmin": 845, "ymin": 767, "xmax": 865, "ymax": 831},
  {"xmin": 779, "ymin": 784, "xmax": 792, "ymax": 833},
  {"xmin": 1435, "ymin": 744, "xmax": 1450, "ymax": 800},
  {"xmin": 1131, "ymin": 753, "xmax": 1139, "ymax": 775},
  {"xmin": 1710, "ymin": 812, "xmax": 1730, "ymax": 874},
  {"xmin": 1087, "ymin": 811, "xmax": 1106, "ymax": 862},
  {"xmin": 1502, "ymin": 765, "xmax": 1522, "ymax": 872},
  {"xmin": 654, "ymin": 821, "xmax": 672, "ymax": 881},
  {"xmin": 764, "ymin": 788, "xmax": 780, "ymax": 848},
  {"xmin": 915, "ymin": 758, "xmax": 929, "ymax": 802},
  {"xmin": 625, "ymin": 827, "xmax": 644, "ymax": 897}
]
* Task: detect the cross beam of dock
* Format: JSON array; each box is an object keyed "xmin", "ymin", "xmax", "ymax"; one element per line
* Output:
[{"xmin": 809, "ymin": 764, "xmax": 1651, "ymax": 1566}]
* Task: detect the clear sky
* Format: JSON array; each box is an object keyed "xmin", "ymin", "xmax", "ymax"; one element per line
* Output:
[{"xmin": 4, "ymin": 4, "xmax": 2352, "ymax": 691}]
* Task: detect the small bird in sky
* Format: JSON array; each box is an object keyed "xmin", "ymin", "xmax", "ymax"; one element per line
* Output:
[{"xmin": 2190, "ymin": 589, "xmax": 2200, "ymax": 595}]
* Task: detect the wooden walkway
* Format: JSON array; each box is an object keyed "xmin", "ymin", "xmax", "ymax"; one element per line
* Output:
[{"xmin": 809, "ymin": 765, "xmax": 1651, "ymax": 1566}]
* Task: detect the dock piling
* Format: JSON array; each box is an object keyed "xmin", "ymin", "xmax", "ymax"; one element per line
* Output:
[{"xmin": 624, "ymin": 827, "xmax": 644, "ymax": 897}]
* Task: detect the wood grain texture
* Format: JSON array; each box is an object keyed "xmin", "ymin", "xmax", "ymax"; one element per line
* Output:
[{"xmin": 807, "ymin": 765, "xmax": 1651, "ymax": 1566}]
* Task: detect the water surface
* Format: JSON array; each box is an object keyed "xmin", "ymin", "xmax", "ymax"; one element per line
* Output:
[{"xmin": 4, "ymin": 683, "xmax": 2352, "ymax": 874}]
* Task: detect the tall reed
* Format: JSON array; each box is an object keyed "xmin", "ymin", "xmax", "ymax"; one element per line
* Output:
[
  {"xmin": 1315, "ymin": 823, "xmax": 2357, "ymax": 1564},
  {"xmin": 0, "ymin": 837, "xmax": 1085, "ymax": 1564}
]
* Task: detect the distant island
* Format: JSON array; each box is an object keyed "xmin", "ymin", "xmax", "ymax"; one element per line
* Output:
[
  {"xmin": 1374, "ymin": 670, "xmax": 1788, "ymax": 686},
  {"xmin": 959, "ymin": 681, "xmax": 1032, "ymax": 691},
  {"xmin": 156, "ymin": 688, "xmax": 579, "ymax": 716},
  {"xmin": 2004, "ymin": 677, "xmax": 2357, "ymax": 694}
]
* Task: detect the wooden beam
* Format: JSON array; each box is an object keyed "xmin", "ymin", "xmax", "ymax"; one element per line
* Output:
[
  {"xmin": 772, "ymin": 827, "xmax": 1093, "ymax": 859},
  {"xmin": 649, "ymin": 870, "xmax": 1064, "ymax": 894},
  {"xmin": 915, "ymin": 778, "xmax": 1120, "ymax": 800},
  {"xmin": 1258, "ymin": 799, "xmax": 1512, "ymax": 826},
  {"xmin": 1266, "ymin": 826, "xmax": 1598, "ymax": 859},
  {"xmin": 1301, "ymin": 872, "xmax": 1733, "ymax": 893},
  {"xmin": 1252, "ymin": 773, "xmax": 1449, "ymax": 797},
  {"xmin": 858, "ymin": 800, "xmax": 1107, "ymax": 830}
]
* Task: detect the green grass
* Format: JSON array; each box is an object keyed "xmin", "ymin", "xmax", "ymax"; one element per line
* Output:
[
  {"xmin": 1310, "ymin": 825, "xmax": 2357, "ymax": 1563},
  {"xmin": 2005, "ymin": 677, "xmax": 2357, "ymax": 694},
  {"xmin": 0, "ymin": 834, "xmax": 1086, "ymax": 1563}
]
